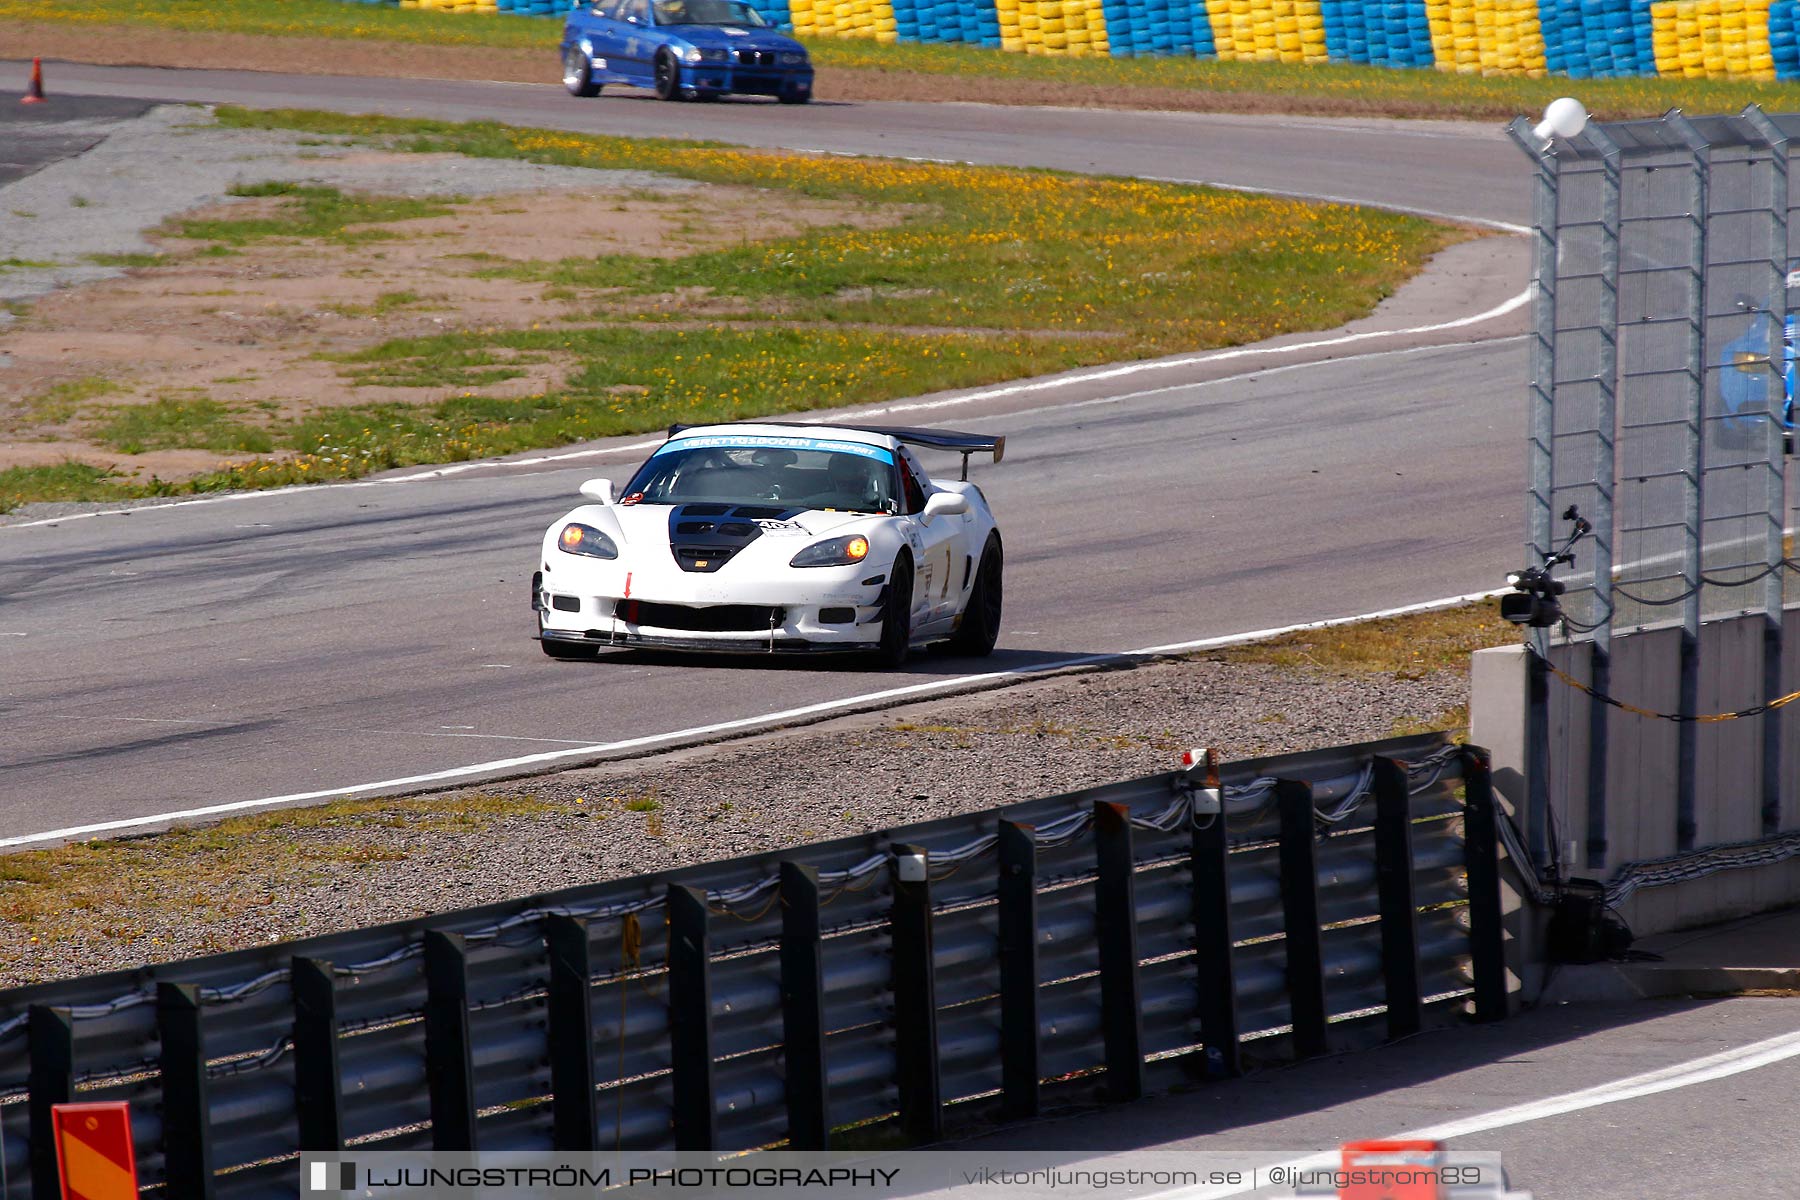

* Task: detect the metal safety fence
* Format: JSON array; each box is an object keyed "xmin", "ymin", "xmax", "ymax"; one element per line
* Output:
[
  {"xmin": 1507, "ymin": 106, "xmax": 1800, "ymax": 876},
  {"xmin": 0, "ymin": 732, "xmax": 1508, "ymax": 1199}
]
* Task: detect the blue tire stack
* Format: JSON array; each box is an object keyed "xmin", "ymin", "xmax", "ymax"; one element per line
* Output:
[
  {"xmin": 1542, "ymin": 0, "xmax": 1654, "ymax": 77},
  {"xmin": 962, "ymin": 0, "xmax": 1000, "ymax": 47},
  {"xmin": 1319, "ymin": 1, "xmax": 1433, "ymax": 68},
  {"xmin": 916, "ymin": 0, "xmax": 944, "ymax": 43},
  {"xmin": 943, "ymin": 0, "xmax": 972, "ymax": 43},
  {"xmin": 1101, "ymin": 0, "xmax": 1136, "ymax": 55},
  {"xmin": 1774, "ymin": 0, "xmax": 1800, "ymax": 78},
  {"xmin": 1100, "ymin": 0, "xmax": 1209, "ymax": 56},
  {"xmin": 1321, "ymin": 0, "xmax": 1358, "ymax": 62},
  {"xmin": 892, "ymin": 0, "xmax": 923, "ymax": 41},
  {"xmin": 1330, "ymin": 1, "xmax": 1432, "ymax": 68}
]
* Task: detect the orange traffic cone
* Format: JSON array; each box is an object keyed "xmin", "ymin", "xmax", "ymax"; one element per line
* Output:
[{"xmin": 21, "ymin": 57, "xmax": 46, "ymax": 104}]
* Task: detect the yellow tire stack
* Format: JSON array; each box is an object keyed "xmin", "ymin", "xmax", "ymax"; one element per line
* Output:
[
  {"xmin": 1651, "ymin": 0, "xmax": 1776, "ymax": 77},
  {"xmin": 1424, "ymin": 0, "xmax": 1547, "ymax": 74},
  {"xmin": 1004, "ymin": 0, "xmax": 1108, "ymax": 55},
  {"xmin": 997, "ymin": 0, "xmax": 1025, "ymax": 51},
  {"xmin": 790, "ymin": 0, "xmax": 893, "ymax": 39},
  {"xmin": 1209, "ymin": 0, "xmax": 1328, "ymax": 63}
]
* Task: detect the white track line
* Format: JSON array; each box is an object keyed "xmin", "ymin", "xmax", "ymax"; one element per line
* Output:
[
  {"xmin": 1170, "ymin": 1026, "xmax": 1800, "ymax": 1199},
  {"xmin": 0, "ymin": 587, "xmax": 1502, "ymax": 848},
  {"xmin": 1, "ymin": 292, "xmax": 1526, "ymax": 526}
]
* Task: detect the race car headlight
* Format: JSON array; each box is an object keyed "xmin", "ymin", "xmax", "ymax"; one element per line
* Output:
[
  {"xmin": 558, "ymin": 523, "xmax": 619, "ymax": 560},
  {"xmin": 778, "ymin": 51, "xmax": 807, "ymax": 65},
  {"xmin": 790, "ymin": 534, "xmax": 870, "ymax": 568},
  {"xmin": 683, "ymin": 46, "xmax": 728, "ymax": 63}
]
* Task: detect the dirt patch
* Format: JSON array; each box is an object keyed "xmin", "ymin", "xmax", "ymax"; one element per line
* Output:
[{"xmin": 0, "ymin": 168, "xmax": 901, "ymax": 482}]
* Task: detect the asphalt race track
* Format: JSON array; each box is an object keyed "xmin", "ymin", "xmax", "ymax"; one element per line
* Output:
[
  {"xmin": 12, "ymin": 62, "xmax": 1530, "ymax": 229},
  {"xmin": 1, "ymin": 64, "xmax": 1534, "ymax": 840}
]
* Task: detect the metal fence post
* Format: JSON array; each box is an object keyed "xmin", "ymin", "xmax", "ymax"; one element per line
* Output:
[
  {"xmin": 1508, "ymin": 115, "xmax": 1561, "ymax": 881},
  {"xmin": 1277, "ymin": 780, "xmax": 1328, "ymax": 1059},
  {"xmin": 889, "ymin": 843, "xmax": 942, "ymax": 1144},
  {"xmin": 1190, "ymin": 793, "xmax": 1241, "ymax": 1078},
  {"xmin": 27, "ymin": 1006, "xmax": 72, "ymax": 1200},
  {"xmin": 423, "ymin": 930, "xmax": 477, "ymax": 1151},
  {"xmin": 1462, "ymin": 747, "xmax": 1510, "ymax": 1022},
  {"xmin": 1094, "ymin": 802, "xmax": 1145, "ymax": 1102},
  {"xmin": 157, "ymin": 981, "xmax": 215, "ymax": 1200},
  {"xmin": 292, "ymin": 957, "xmax": 344, "ymax": 1153},
  {"xmin": 996, "ymin": 821, "xmax": 1040, "ymax": 1119},
  {"xmin": 1584, "ymin": 124, "xmax": 1625, "ymax": 871},
  {"xmin": 546, "ymin": 917, "xmax": 598, "ymax": 1152},
  {"xmin": 1372, "ymin": 759, "xmax": 1424, "ymax": 1040},
  {"xmin": 1668, "ymin": 110, "xmax": 1713, "ymax": 854},
  {"xmin": 1743, "ymin": 103, "xmax": 1790, "ymax": 840},
  {"xmin": 668, "ymin": 885, "xmax": 717, "ymax": 1152},
  {"xmin": 779, "ymin": 862, "xmax": 829, "ymax": 1151}
]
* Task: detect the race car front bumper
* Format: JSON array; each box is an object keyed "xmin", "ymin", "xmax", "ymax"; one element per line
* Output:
[
  {"xmin": 534, "ymin": 571, "xmax": 884, "ymax": 654},
  {"xmin": 678, "ymin": 65, "xmax": 812, "ymax": 97}
]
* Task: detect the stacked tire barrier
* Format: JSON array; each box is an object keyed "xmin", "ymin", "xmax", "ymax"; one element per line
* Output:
[{"xmin": 347, "ymin": 0, "xmax": 1800, "ymax": 75}]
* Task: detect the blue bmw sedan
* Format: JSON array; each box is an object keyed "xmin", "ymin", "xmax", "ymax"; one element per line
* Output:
[{"xmin": 562, "ymin": 0, "xmax": 814, "ymax": 103}]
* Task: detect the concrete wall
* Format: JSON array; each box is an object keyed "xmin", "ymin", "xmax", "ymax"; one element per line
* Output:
[{"xmin": 1472, "ymin": 609, "xmax": 1800, "ymax": 939}]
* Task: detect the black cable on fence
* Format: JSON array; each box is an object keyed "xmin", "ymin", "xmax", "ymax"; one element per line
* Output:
[{"xmin": 1531, "ymin": 647, "xmax": 1800, "ymax": 724}]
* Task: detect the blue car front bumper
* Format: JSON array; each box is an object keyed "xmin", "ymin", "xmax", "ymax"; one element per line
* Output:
[{"xmin": 679, "ymin": 65, "xmax": 812, "ymax": 96}]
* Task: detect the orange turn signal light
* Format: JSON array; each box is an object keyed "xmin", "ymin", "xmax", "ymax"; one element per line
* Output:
[
  {"xmin": 847, "ymin": 536, "xmax": 869, "ymax": 560},
  {"xmin": 561, "ymin": 525, "xmax": 585, "ymax": 548}
]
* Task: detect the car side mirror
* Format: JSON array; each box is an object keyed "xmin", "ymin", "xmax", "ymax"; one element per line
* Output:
[
  {"xmin": 921, "ymin": 491, "xmax": 969, "ymax": 523},
  {"xmin": 579, "ymin": 478, "xmax": 615, "ymax": 505}
]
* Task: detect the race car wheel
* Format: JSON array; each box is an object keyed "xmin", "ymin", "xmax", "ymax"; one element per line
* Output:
[
  {"xmin": 563, "ymin": 47, "xmax": 602, "ymax": 97},
  {"xmin": 653, "ymin": 51, "xmax": 684, "ymax": 101},
  {"xmin": 874, "ymin": 554, "xmax": 914, "ymax": 669},
  {"xmin": 949, "ymin": 533, "xmax": 1003, "ymax": 657}
]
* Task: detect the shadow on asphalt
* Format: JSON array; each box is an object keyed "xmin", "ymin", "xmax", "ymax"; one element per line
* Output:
[
  {"xmin": 567, "ymin": 644, "xmax": 1107, "ymax": 676},
  {"xmin": 938, "ymin": 996, "xmax": 1740, "ymax": 1153}
]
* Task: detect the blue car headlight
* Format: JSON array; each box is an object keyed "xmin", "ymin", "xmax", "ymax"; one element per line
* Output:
[
  {"xmin": 682, "ymin": 46, "xmax": 729, "ymax": 64},
  {"xmin": 558, "ymin": 523, "xmax": 619, "ymax": 560},
  {"xmin": 778, "ymin": 51, "xmax": 807, "ymax": 66},
  {"xmin": 791, "ymin": 534, "xmax": 871, "ymax": 568}
]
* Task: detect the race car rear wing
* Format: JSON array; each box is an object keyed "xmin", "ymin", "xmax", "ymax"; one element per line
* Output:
[
  {"xmin": 666, "ymin": 422, "xmax": 1005, "ymax": 479},
  {"xmin": 856, "ymin": 425, "xmax": 1004, "ymax": 480}
]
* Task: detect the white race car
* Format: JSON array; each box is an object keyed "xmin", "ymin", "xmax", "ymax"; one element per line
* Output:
[{"xmin": 532, "ymin": 422, "xmax": 1005, "ymax": 666}]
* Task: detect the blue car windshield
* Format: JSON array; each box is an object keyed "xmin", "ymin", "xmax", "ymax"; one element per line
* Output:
[
  {"xmin": 653, "ymin": 0, "xmax": 769, "ymax": 25},
  {"xmin": 623, "ymin": 440, "xmax": 898, "ymax": 513}
]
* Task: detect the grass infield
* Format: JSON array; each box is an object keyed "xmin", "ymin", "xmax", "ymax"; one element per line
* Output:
[{"xmin": 1, "ymin": 107, "xmax": 1455, "ymax": 510}]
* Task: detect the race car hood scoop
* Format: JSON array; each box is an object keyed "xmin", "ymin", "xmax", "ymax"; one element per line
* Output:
[{"xmin": 666, "ymin": 503, "xmax": 803, "ymax": 573}]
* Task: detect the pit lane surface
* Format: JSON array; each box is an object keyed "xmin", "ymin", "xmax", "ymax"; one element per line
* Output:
[{"xmin": 2, "ymin": 68, "xmax": 1532, "ymax": 838}]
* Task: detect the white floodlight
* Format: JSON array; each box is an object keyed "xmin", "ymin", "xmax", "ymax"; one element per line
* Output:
[{"xmin": 1534, "ymin": 97, "xmax": 1589, "ymax": 143}]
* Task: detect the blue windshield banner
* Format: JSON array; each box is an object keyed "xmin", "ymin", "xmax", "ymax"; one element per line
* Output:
[{"xmin": 655, "ymin": 434, "xmax": 895, "ymax": 462}]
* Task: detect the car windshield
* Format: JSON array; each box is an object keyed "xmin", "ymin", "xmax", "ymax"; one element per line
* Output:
[
  {"xmin": 622, "ymin": 436, "xmax": 897, "ymax": 513},
  {"xmin": 652, "ymin": 0, "xmax": 769, "ymax": 25}
]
